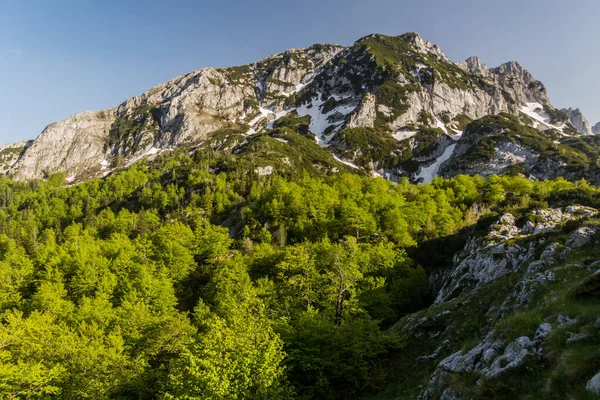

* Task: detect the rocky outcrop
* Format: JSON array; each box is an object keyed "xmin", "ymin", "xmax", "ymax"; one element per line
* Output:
[
  {"xmin": 436, "ymin": 110, "xmax": 600, "ymax": 182},
  {"xmin": 491, "ymin": 61, "xmax": 550, "ymax": 106},
  {"xmin": 593, "ymin": 122, "xmax": 600, "ymax": 135},
  {"xmin": 561, "ymin": 107, "xmax": 593, "ymax": 135},
  {"xmin": 346, "ymin": 93, "xmax": 376, "ymax": 128},
  {"xmin": 424, "ymin": 323, "xmax": 551, "ymax": 400},
  {"xmin": 456, "ymin": 56, "xmax": 490, "ymax": 77},
  {"xmin": 456, "ymin": 57, "xmax": 549, "ymax": 111},
  {"xmin": 417, "ymin": 205, "xmax": 599, "ymax": 398},
  {"xmin": 402, "ymin": 32, "xmax": 451, "ymax": 62},
  {"xmin": 382, "ymin": 59, "xmax": 550, "ymax": 134},
  {"xmin": 11, "ymin": 111, "xmax": 115, "ymax": 180},
  {"xmin": 434, "ymin": 206, "xmax": 597, "ymax": 305},
  {"xmin": 587, "ymin": 372, "xmax": 600, "ymax": 395},
  {"xmin": 0, "ymin": 141, "xmax": 31, "ymax": 175}
]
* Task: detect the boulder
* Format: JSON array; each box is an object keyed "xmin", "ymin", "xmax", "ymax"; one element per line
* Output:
[{"xmin": 587, "ymin": 372, "xmax": 600, "ymax": 395}]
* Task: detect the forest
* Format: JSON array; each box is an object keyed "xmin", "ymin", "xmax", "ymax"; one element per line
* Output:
[{"xmin": 1, "ymin": 148, "xmax": 599, "ymax": 399}]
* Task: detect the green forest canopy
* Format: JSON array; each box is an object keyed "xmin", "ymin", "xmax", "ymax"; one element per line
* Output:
[{"xmin": 0, "ymin": 148, "xmax": 598, "ymax": 399}]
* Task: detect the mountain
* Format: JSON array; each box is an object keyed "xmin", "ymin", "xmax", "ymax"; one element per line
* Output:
[
  {"xmin": 0, "ymin": 32, "xmax": 587, "ymax": 184},
  {"xmin": 594, "ymin": 122, "xmax": 600, "ymax": 135}
]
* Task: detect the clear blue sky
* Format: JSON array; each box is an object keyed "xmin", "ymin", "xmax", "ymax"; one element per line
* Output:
[{"xmin": 1, "ymin": 0, "xmax": 599, "ymax": 143}]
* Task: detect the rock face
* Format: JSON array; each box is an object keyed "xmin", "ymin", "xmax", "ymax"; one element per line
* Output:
[
  {"xmin": 11, "ymin": 111, "xmax": 114, "ymax": 180},
  {"xmin": 436, "ymin": 206, "xmax": 597, "ymax": 303},
  {"xmin": 561, "ymin": 107, "xmax": 593, "ymax": 135},
  {"xmin": 593, "ymin": 122, "xmax": 600, "ymax": 135},
  {"xmin": 346, "ymin": 93, "xmax": 376, "ymax": 128},
  {"xmin": 0, "ymin": 32, "xmax": 586, "ymax": 183},
  {"xmin": 0, "ymin": 141, "xmax": 31, "ymax": 175},
  {"xmin": 424, "ymin": 325, "xmax": 549, "ymax": 400},
  {"xmin": 6, "ymin": 45, "xmax": 342, "ymax": 181},
  {"xmin": 456, "ymin": 56, "xmax": 490, "ymax": 77},
  {"xmin": 490, "ymin": 61, "xmax": 550, "ymax": 107}
]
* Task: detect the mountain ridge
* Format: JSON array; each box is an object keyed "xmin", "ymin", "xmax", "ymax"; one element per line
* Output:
[{"xmin": 1, "ymin": 32, "xmax": 597, "ymax": 184}]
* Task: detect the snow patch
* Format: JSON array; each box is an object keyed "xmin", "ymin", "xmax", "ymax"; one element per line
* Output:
[
  {"xmin": 393, "ymin": 130, "xmax": 417, "ymax": 141},
  {"xmin": 448, "ymin": 126, "xmax": 463, "ymax": 140},
  {"xmin": 435, "ymin": 119, "xmax": 463, "ymax": 140},
  {"xmin": 125, "ymin": 147, "xmax": 161, "ymax": 167},
  {"xmin": 435, "ymin": 119, "xmax": 449, "ymax": 135},
  {"xmin": 247, "ymin": 107, "xmax": 273, "ymax": 135},
  {"xmin": 411, "ymin": 62, "xmax": 428, "ymax": 78},
  {"xmin": 296, "ymin": 94, "xmax": 357, "ymax": 146},
  {"xmin": 520, "ymin": 103, "xmax": 568, "ymax": 135},
  {"xmin": 415, "ymin": 144, "xmax": 457, "ymax": 184},
  {"xmin": 332, "ymin": 154, "xmax": 360, "ymax": 169}
]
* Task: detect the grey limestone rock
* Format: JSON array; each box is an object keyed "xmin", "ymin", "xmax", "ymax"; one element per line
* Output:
[
  {"xmin": 561, "ymin": 107, "xmax": 593, "ymax": 135},
  {"xmin": 587, "ymin": 372, "xmax": 600, "ymax": 396}
]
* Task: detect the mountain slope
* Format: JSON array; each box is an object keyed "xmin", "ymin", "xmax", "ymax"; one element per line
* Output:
[
  {"xmin": 369, "ymin": 202, "xmax": 600, "ymax": 399},
  {"xmin": 2, "ymin": 33, "xmax": 585, "ymax": 184}
]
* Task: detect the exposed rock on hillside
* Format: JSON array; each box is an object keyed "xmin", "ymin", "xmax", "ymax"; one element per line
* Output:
[
  {"xmin": 0, "ymin": 140, "xmax": 31, "ymax": 174},
  {"xmin": 11, "ymin": 111, "xmax": 114, "ymax": 180},
  {"xmin": 439, "ymin": 113, "xmax": 600, "ymax": 183},
  {"xmin": 388, "ymin": 204, "xmax": 600, "ymax": 399}
]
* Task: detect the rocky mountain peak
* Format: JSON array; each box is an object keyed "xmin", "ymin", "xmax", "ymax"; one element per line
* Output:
[
  {"xmin": 456, "ymin": 56, "xmax": 489, "ymax": 77},
  {"xmin": 560, "ymin": 107, "xmax": 593, "ymax": 135},
  {"xmin": 493, "ymin": 60, "xmax": 528, "ymax": 76},
  {"xmin": 399, "ymin": 32, "xmax": 450, "ymax": 61},
  {"xmin": 490, "ymin": 61, "xmax": 550, "ymax": 106},
  {"xmin": 593, "ymin": 121, "xmax": 600, "ymax": 135}
]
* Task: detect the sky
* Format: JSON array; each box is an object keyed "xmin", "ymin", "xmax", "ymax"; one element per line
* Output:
[{"xmin": 1, "ymin": 0, "xmax": 599, "ymax": 143}]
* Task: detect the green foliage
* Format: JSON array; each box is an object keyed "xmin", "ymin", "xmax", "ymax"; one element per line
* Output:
[
  {"xmin": 374, "ymin": 81, "xmax": 415, "ymax": 130},
  {"xmin": 358, "ymin": 33, "xmax": 483, "ymax": 91},
  {"xmin": 0, "ymin": 142, "xmax": 598, "ymax": 399},
  {"xmin": 225, "ymin": 64, "xmax": 252, "ymax": 85},
  {"xmin": 335, "ymin": 127, "xmax": 398, "ymax": 168},
  {"xmin": 412, "ymin": 127, "xmax": 444, "ymax": 156},
  {"xmin": 272, "ymin": 111, "xmax": 311, "ymax": 134},
  {"xmin": 543, "ymin": 106, "xmax": 569, "ymax": 124},
  {"xmin": 417, "ymin": 109, "xmax": 434, "ymax": 126},
  {"xmin": 453, "ymin": 114, "xmax": 472, "ymax": 131},
  {"xmin": 333, "ymin": 125, "xmax": 445, "ymax": 172},
  {"xmin": 573, "ymin": 273, "xmax": 600, "ymax": 299}
]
